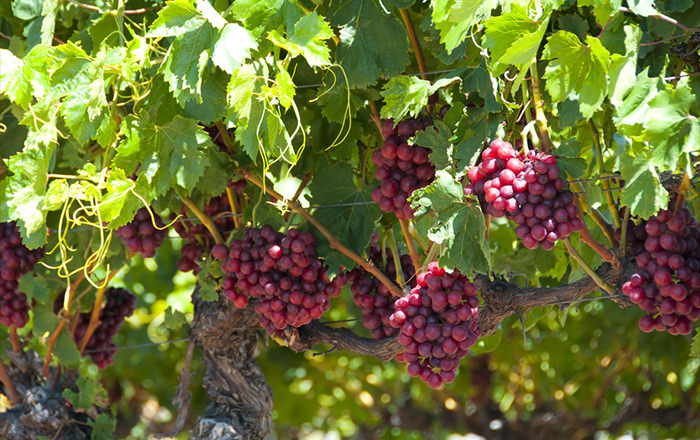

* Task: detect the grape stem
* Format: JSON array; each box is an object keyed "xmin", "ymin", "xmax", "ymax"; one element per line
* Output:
[
  {"xmin": 387, "ymin": 227, "xmax": 407, "ymax": 287},
  {"xmin": 399, "ymin": 9, "xmax": 429, "ymax": 81},
  {"xmin": 673, "ymin": 174, "xmax": 690, "ymax": 215},
  {"xmin": 563, "ymin": 239, "xmax": 616, "ymax": 296},
  {"xmin": 42, "ymin": 273, "xmax": 85, "ymax": 378},
  {"xmin": 577, "ymin": 211, "xmax": 620, "ymax": 268},
  {"xmin": 181, "ymin": 196, "xmax": 225, "ymax": 245},
  {"xmin": 589, "ymin": 121, "xmax": 621, "ymax": 228},
  {"xmin": 215, "ymin": 121, "xmax": 234, "ymax": 153},
  {"xmin": 225, "ymin": 187, "xmax": 243, "ymax": 229},
  {"xmin": 619, "ymin": 206, "xmax": 630, "ymax": 258},
  {"xmin": 528, "ymin": 63, "xmax": 552, "ymax": 153},
  {"xmin": 398, "ymin": 218, "xmax": 421, "ymax": 275},
  {"xmin": 243, "ymin": 171, "xmax": 405, "ymax": 298},
  {"xmin": 368, "ymin": 101, "xmax": 383, "ymax": 136},
  {"xmin": 78, "ymin": 269, "xmax": 120, "ymax": 353},
  {"xmin": 9, "ymin": 327, "xmax": 20, "ymax": 353},
  {"xmin": 0, "ymin": 361, "xmax": 20, "ymax": 405}
]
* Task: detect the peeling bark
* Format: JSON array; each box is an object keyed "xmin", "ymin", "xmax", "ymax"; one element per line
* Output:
[{"xmin": 190, "ymin": 293, "xmax": 273, "ymax": 440}]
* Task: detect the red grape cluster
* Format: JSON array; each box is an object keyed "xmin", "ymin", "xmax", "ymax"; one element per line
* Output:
[
  {"xmin": 348, "ymin": 246, "xmax": 416, "ymax": 340},
  {"xmin": 371, "ymin": 119, "xmax": 436, "ymax": 219},
  {"xmin": 465, "ymin": 140, "xmax": 583, "ymax": 250},
  {"xmin": 114, "ymin": 208, "xmax": 168, "ymax": 258},
  {"xmin": 174, "ymin": 182, "xmax": 246, "ymax": 272},
  {"xmin": 621, "ymin": 206, "xmax": 700, "ymax": 335},
  {"xmin": 389, "ymin": 263, "xmax": 481, "ymax": 389},
  {"xmin": 217, "ymin": 226, "xmax": 346, "ymax": 335},
  {"xmin": 73, "ymin": 287, "xmax": 136, "ymax": 368},
  {"xmin": 0, "ymin": 222, "xmax": 44, "ymax": 328}
]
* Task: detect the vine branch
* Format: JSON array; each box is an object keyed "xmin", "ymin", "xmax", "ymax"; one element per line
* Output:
[
  {"xmin": 181, "ymin": 196, "xmax": 225, "ymax": 245},
  {"xmin": 398, "ymin": 218, "xmax": 421, "ymax": 274},
  {"xmin": 0, "ymin": 361, "xmax": 20, "ymax": 405},
  {"xmin": 399, "ymin": 9, "xmax": 428, "ymax": 80},
  {"xmin": 243, "ymin": 171, "xmax": 405, "ymax": 298},
  {"xmin": 78, "ymin": 269, "xmax": 120, "ymax": 353}
]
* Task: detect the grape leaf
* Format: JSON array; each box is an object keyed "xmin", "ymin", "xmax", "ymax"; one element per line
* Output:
[
  {"xmin": 456, "ymin": 58, "xmax": 501, "ymax": 112},
  {"xmin": 63, "ymin": 377, "xmax": 107, "ymax": 411},
  {"xmin": 432, "ymin": 0, "xmax": 498, "ymax": 54},
  {"xmin": 411, "ymin": 170, "xmax": 490, "ymax": 274},
  {"xmin": 308, "ymin": 161, "xmax": 382, "ymax": 274},
  {"xmin": 146, "ymin": 0, "xmax": 205, "ymax": 37},
  {"xmin": 18, "ymin": 272, "xmax": 49, "ymax": 303},
  {"xmin": 578, "ymin": 0, "xmax": 622, "ymax": 26},
  {"xmin": 268, "ymin": 12, "xmax": 334, "ymax": 67},
  {"xmin": 329, "ymin": 0, "xmax": 410, "ymax": 87},
  {"xmin": 90, "ymin": 414, "xmax": 116, "ymax": 440},
  {"xmin": 691, "ymin": 328, "xmax": 700, "ymax": 358},
  {"xmin": 113, "ymin": 115, "xmax": 213, "ymax": 197},
  {"xmin": 542, "ymin": 31, "xmax": 610, "ymax": 118},
  {"xmin": 0, "ymin": 145, "xmax": 54, "ymax": 247},
  {"xmin": 380, "ymin": 76, "xmax": 460, "ymax": 121},
  {"xmin": 12, "ymin": 0, "xmax": 43, "ymax": 20},
  {"xmin": 482, "ymin": 4, "xmax": 550, "ymax": 77},
  {"xmin": 609, "ymin": 25, "xmax": 641, "ymax": 108},
  {"xmin": 54, "ymin": 329, "xmax": 80, "ymax": 368},
  {"xmin": 183, "ymin": 69, "xmax": 228, "ymax": 124},
  {"xmin": 470, "ymin": 329, "xmax": 502, "ymax": 354},
  {"xmin": 613, "ymin": 69, "xmax": 660, "ymax": 135},
  {"xmin": 164, "ymin": 306, "xmax": 187, "ymax": 330},
  {"xmin": 162, "ymin": 22, "xmax": 215, "ymax": 104},
  {"xmin": 416, "ymin": 121, "xmax": 453, "ymax": 172},
  {"xmin": 211, "ymin": 23, "xmax": 257, "ymax": 74},
  {"xmin": 619, "ymin": 153, "xmax": 668, "ymax": 219},
  {"xmin": 627, "ymin": 0, "xmax": 657, "ymax": 16},
  {"xmin": 39, "ymin": 0, "xmax": 57, "ymax": 47}
]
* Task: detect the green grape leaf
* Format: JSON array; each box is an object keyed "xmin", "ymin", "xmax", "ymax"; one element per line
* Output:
[
  {"xmin": 211, "ymin": 23, "xmax": 257, "ymax": 74},
  {"xmin": 164, "ymin": 306, "xmax": 187, "ymax": 330},
  {"xmin": 432, "ymin": 0, "xmax": 498, "ymax": 54},
  {"xmin": 608, "ymin": 25, "xmax": 641, "ymax": 108},
  {"xmin": 90, "ymin": 414, "xmax": 116, "ymax": 440},
  {"xmin": 308, "ymin": 161, "xmax": 382, "ymax": 274},
  {"xmin": 691, "ymin": 328, "xmax": 700, "ymax": 358},
  {"xmin": 627, "ymin": 0, "xmax": 657, "ymax": 16},
  {"xmin": 542, "ymin": 31, "xmax": 610, "ymax": 118},
  {"xmin": 63, "ymin": 376, "xmax": 107, "ymax": 411},
  {"xmin": 113, "ymin": 115, "xmax": 213, "ymax": 197},
  {"xmin": 197, "ymin": 260, "xmax": 220, "ymax": 302},
  {"xmin": 411, "ymin": 171, "xmax": 490, "ymax": 274},
  {"xmin": 39, "ymin": 0, "xmax": 57, "ymax": 47},
  {"xmin": 416, "ymin": 121, "xmax": 454, "ymax": 171},
  {"xmin": 268, "ymin": 12, "xmax": 334, "ymax": 67},
  {"xmin": 619, "ymin": 154, "xmax": 668, "ymax": 219},
  {"xmin": 162, "ymin": 22, "xmax": 215, "ymax": 104},
  {"xmin": 644, "ymin": 84, "xmax": 698, "ymax": 171},
  {"xmin": 613, "ymin": 69, "xmax": 659, "ymax": 134},
  {"xmin": 183, "ymin": 69, "xmax": 228, "ymax": 124},
  {"xmin": 0, "ymin": 49, "xmax": 32, "ymax": 108},
  {"xmin": 578, "ymin": 0, "xmax": 622, "ymax": 26},
  {"xmin": 482, "ymin": 4, "xmax": 550, "ymax": 76},
  {"xmin": 380, "ymin": 76, "xmax": 460, "ymax": 121},
  {"xmin": 329, "ymin": 0, "xmax": 410, "ymax": 87},
  {"xmin": 146, "ymin": 0, "xmax": 205, "ymax": 37},
  {"xmin": 457, "ymin": 58, "xmax": 501, "ymax": 112},
  {"xmin": 54, "ymin": 329, "xmax": 80, "ymax": 368},
  {"xmin": 18, "ymin": 272, "xmax": 49, "ymax": 303},
  {"xmin": 0, "ymin": 145, "xmax": 54, "ymax": 247}
]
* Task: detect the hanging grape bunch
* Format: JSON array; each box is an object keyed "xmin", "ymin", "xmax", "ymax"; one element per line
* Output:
[
  {"xmin": 371, "ymin": 118, "xmax": 436, "ymax": 219},
  {"xmin": 389, "ymin": 263, "xmax": 481, "ymax": 389},
  {"xmin": 465, "ymin": 140, "xmax": 583, "ymax": 250},
  {"xmin": 174, "ymin": 180, "xmax": 246, "ymax": 272},
  {"xmin": 216, "ymin": 226, "xmax": 347, "ymax": 336},
  {"xmin": 114, "ymin": 208, "xmax": 168, "ymax": 258},
  {"xmin": 621, "ymin": 205, "xmax": 700, "ymax": 335},
  {"xmin": 0, "ymin": 222, "xmax": 44, "ymax": 328},
  {"xmin": 72, "ymin": 287, "xmax": 136, "ymax": 369},
  {"xmin": 348, "ymin": 246, "xmax": 416, "ymax": 340}
]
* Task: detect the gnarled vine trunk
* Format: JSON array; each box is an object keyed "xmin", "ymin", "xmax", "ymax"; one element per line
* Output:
[{"xmin": 190, "ymin": 292, "xmax": 273, "ymax": 440}]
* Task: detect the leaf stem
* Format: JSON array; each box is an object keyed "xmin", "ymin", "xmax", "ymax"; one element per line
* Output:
[
  {"xmin": 563, "ymin": 239, "xmax": 616, "ymax": 296},
  {"xmin": 673, "ymin": 174, "xmax": 690, "ymax": 215},
  {"xmin": 399, "ymin": 9, "xmax": 428, "ymax": 80},
  {"xmin": 369, "ymin": 101, "xmax": 383, "ymax": 135},
  {"xmin": 181, "ymin": 196, "xmax": 225, "ymax": 245},
  {"xmin": 408, "ymin": 219, "xmax": 428, "ymax": 252},
  {"xmin": 244, "ymin": 171, "xmax": 405, "ymax": 297},
  {"xmin": 398, "ymin": 218, "xmax": 421, "ymax": 274},
  {"xmin": 590, "ymin": 121, "xmax": 621, "ymax": 228},
  {"xmin": 0, "ymin": 361, "xmax": 20, "ymax": 405},
  {"xmin": 528, "ymin": 63, "xmax": 552, "ymax": 153},
  {"xmin": 225, "ymin": 187, "xmax": 243, "ymax": 229}
]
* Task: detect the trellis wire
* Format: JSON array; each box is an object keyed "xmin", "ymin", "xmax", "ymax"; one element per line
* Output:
[{"xmin": 81, "ymin": 294, "xmax": 628, "ymax": 354}]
